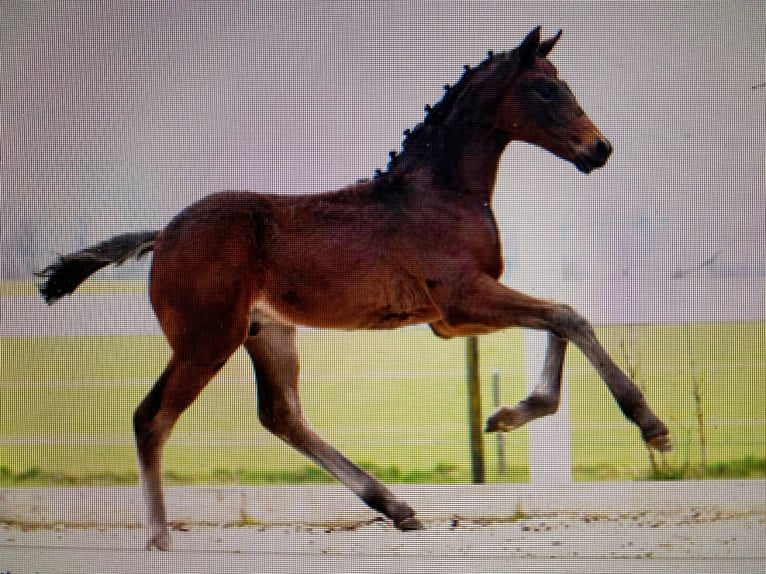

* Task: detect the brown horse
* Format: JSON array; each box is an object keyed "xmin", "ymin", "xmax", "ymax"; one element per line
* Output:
[{"xmin": 39, "ymin": 27, "xmax": 670, "ymax": 550}]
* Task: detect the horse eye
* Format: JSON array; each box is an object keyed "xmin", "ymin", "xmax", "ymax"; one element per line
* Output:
[{"xmin": 536, "ymin": 83, "xmax": 556, "ymax": 100}]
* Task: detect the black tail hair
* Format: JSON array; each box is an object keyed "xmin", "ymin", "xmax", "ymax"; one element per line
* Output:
[{"xmin": 37, "ymin": 231, "xmax": 159, "ymax": 304}]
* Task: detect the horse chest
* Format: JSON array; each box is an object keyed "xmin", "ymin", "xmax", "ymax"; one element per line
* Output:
[{"xmin": 411, "ymin": 201, "xmax": 504, "ymax": 280}]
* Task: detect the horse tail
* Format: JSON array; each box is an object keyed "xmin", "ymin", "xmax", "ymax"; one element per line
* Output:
[{"xmin": 37, "ymin": 230, "xmax": 159, "ymax": 304}]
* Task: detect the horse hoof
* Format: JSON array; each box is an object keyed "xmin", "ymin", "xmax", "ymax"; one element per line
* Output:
[
  {"xmin": 485, "ymin": 406, "xmax": 523, "ymax": 433},
  {"xmin": 146, "ymin": 528, "xmax": 172, "ymax": 551},
  {"xmin": 646, "ymin": 433, "xmax": 672, "ymax": 453},
  {"xmin": 395, "ymin": 516, "xmax": 424, "ymax": 531}
]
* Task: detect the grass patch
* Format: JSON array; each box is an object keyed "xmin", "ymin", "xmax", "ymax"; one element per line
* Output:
[
  {"xmin": 573, "ymin": 457, "xmax": 766, "ymax": 482},
  {"xmin": 641, "ymin": 457, "xmax": 766, "ymax": 481},
  {"xmin": 702, "ymin": 456, "xmax": 766, "ymax": 479},
  {"xmin": 0, "ymin": 464, "xmax": 138, "ymax": 487},
  {"xmin": 0, "ymin": 462, "xmax": 532, "ymax": 487}
]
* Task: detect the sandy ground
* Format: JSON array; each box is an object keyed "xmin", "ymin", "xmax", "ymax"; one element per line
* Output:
[
  {"xmin": 2, "ymin": 511, "xmax": 764, "ymax": 574},
  {"xmin": 1, "ymin": 481, "xmax": 764, "ymax": 573}
]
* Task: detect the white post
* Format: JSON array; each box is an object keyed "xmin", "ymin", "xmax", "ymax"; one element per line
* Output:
[
  {"xmin": 514, "ymin": 199, "xmax": 572, "ymax": 484},
  {"xmin": 491, "ymin": 369, "xmax": 506, "ymax": 477},
  {"xmin": 501, "ymin": 150, "xmax": 573, "ymax": 485},
  {"xmin": 523, "ymin": 330, "xmax": 572, "ymax": 484}
]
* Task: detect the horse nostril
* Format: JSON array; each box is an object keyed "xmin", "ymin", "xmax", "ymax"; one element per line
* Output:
[{"xmin": 595, "ymin": 139, "xmax": 612, "ymax": 159}]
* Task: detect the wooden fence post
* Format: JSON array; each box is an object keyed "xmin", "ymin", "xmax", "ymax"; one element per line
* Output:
[{"xmin": 465, "ymin": 335, "xmax": 485, "ymax": 483}]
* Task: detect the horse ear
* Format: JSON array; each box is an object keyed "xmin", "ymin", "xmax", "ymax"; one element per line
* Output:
[
  {"xmin": 537, "ymin": 29, "xmax": 562, "ymax": 58},
  {"xmin": 518, "ymin": 26, "xmax": 541, "ymax": 67}
]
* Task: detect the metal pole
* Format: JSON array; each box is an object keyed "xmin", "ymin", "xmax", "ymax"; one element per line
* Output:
[
  {"xmin": 492, "ymin": 368, "xmax": 506, "ymax": 478},
  {"xmin": 465, "ymin": 335, "xmax": 485, "ymax": 483}
]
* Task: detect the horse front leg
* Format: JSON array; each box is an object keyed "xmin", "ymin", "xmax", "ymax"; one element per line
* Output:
[
  {"xmin": 243, "ymin": 322, "xmax": 423, "ymax": 530},
  {"xmin": 433, "ymin": 275, "xmax": 671, "ymax": 451},
  {"xmin": 485, "ymin": 332, "xmax": 567, "ymax": 432}
]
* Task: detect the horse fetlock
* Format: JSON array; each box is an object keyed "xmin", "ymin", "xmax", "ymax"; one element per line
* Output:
[
  {"xmin": 389, "ymin": 501, "xmax": 423, "ymax": 531},
  {"xmin": 524, "ymin": 393, "xmax": 559, "ymax": 416},
  {"xmin": 360, "ymin": 484, "xmax": 415, "ymax": 528},
  {"xmin": 146, "ymin": 523, "xmax": 171, "ymax": 551},
  {"xmin": 646, "ymin": 433, "xmax": 673, "ymax": 452},
  {"xmin": 485, "ymin": 404, "xmax": 530, "ymax": 432},
  {"xmin": 362, "ymin": 485, "xmax": 418, "ymax": 528},
  {"xmin": 395, "ymin": 515, "xmax": 425, "ymax": 531},
  {"xmin": 641, "ymin": 418, "xmax": 672, "ymax": 452}
]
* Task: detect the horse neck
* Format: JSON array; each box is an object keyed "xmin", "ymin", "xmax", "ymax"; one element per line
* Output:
[
  {"xmin": 447, "ymin": 129, "xmax": 510, "ymax": 200},
  {"xmin": 388, "ymin": 114, "xmax": 511, "ymax": 203}
]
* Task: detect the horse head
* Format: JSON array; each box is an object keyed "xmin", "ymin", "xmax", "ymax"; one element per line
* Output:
[{"xmin": 494, "ymin": 26, "xmax": 613, "ymax": 174}]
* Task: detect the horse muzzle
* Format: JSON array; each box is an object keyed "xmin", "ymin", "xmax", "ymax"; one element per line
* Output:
[{"xmin": 573, "ymin": 137, "xmax": 612, "ymax": 174}]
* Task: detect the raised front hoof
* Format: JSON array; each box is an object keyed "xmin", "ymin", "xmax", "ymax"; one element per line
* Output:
[
  {"xmin": 394, "ymin": 516, "xmax": 424, "ymax": 531},
  {"xmin": 485, "ymin": 405, "xmax": 526, "ymax": 433},
  {"xmin": 146, "ymin": 527, "xmax": 172, "ymax": 551},
  {"xmin": 645, "ymin": 432, "xmax": 673, "ymax": 453},
  {"xmin": 641, "ymin": 418, "xmax": 672, "ymax": 452}
]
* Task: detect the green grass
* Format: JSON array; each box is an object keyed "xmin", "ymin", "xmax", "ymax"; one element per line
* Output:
[{"xmin": 2, "ymin": 323, "xmax": 764, "ymax": 486}]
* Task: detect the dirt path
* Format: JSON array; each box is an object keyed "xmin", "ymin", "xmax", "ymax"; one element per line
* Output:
[
  {"xmin": 2, "ymin": 482, "xmax": 764, "ymax": 573},
  {"xmin": 3, "ymin": 511, "xmax": 763, "ymax": 574}
]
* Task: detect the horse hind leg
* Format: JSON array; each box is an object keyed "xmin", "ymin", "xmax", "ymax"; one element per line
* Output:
[
  {"xmin": 244, "ymin": 322, "xmax": 423, "ymax": 531},
  {"xmin": 486, "ymin": 332, "xmax": 566, "ymax": 432},
  {"xmin": 133, "ymin": 353, "xmax": 230, "ymax": 550}
]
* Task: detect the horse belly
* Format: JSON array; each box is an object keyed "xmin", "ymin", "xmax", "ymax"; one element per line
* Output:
[
  {"xmin": 254, "ymin": 270, "xmax": 438, "ymax": 331},
  {"xmin": 360, "ymin": 275, "xmax": 439, "ymax": 329}
]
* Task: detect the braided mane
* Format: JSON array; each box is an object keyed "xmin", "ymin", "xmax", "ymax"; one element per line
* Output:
[{"xmin": 376, "ymin": 48, "xmax": 520, "ymax": 182}]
